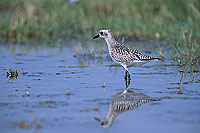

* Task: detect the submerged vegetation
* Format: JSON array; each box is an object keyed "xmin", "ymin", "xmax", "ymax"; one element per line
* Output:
[{"xmin": 0, "ymin": 0, "xmax": 199, "ymax": 73}]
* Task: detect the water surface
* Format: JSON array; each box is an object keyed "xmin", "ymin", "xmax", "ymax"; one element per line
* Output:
[{"xmin": 0, "ymin": 40, "xmax": 199, "ymax": 133}]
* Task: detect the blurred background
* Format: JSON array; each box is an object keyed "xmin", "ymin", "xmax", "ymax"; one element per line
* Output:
[
  {"xmin": 0, "ymin": 0, "xmax": 199, "ymax": 39},
  {"xmin": 0, "ymin": 0, "xmax": 199, "ymax": 71}
]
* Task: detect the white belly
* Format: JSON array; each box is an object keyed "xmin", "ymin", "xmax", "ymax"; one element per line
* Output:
[{"xmin": 127, "ymin": 60, "xmax": 150, "ymax": 67}]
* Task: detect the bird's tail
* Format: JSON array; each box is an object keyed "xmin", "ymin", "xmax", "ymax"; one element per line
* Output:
[{"xmin": 152, "ymin": 57, "xmax": 161, "ymax": 61}]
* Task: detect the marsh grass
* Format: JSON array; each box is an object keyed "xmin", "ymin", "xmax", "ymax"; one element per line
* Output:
[
  {"xmin": 171, "ymin": 28, "xmax": 200, "ymax": 75},
  {"xmin": 0, "ymin": 0, "xmax": 199, "ymax": 40},
  {"xmin": 0, "ymin": 0, "xmax": 199, "ymax": 73}
]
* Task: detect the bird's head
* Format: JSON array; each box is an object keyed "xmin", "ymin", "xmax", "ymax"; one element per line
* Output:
[
  {"xmin": 94, "ymin": 117, "xmax": 113, "ymax": 128},
  {"xmin": 93, "ymin": 28, "xmax": 113, "ymax": 40}
]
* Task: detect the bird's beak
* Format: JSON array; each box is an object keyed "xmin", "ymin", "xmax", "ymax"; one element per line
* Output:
[
  {"xmin": 94, "ymin": 117, "xmax": 101, "ymax": 122},
  {"xmin": 93, "ymin": 34, "xmax": 100, "ymax": 39}
]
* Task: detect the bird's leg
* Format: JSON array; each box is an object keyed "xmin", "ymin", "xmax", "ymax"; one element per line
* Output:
[
  {"xmin": 125, "ymin": 76, "xmax": 130, "ymax": 89},
  {"xmin": 125, "ymin": 70, "xmax": 128, "ymax": 81},
  {"xmin": 126, "ymin": 70, "xmax": 131, "ymax": 80},
  {"xmin": 124, "ymin": 70, "xmax": 131, "ymax": 81},
  {"xmin": 123, "ymin": 65, "xmax": 131, "ymax": 81}
]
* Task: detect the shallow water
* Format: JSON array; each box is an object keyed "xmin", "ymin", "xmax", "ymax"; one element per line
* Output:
[{"xmin": 0, "ymin": 40, "xmax": 200, "ymax": 133}]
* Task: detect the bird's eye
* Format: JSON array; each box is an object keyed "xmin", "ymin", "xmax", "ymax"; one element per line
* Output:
[{"xmin": 100, "ymin": 31, "xmax": 103, "ymax": 35}]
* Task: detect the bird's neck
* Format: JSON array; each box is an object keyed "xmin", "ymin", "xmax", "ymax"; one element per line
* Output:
[
  {"xmin": 105, "ymin": 108, "xmax": 118, "ymax": 128},
  {"xmin": 105, "ymin": 36, "xmax": 117, "ymax": 47}
]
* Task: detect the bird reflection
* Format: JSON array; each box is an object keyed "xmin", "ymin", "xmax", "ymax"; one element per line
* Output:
[{"xmin": 95, "ymin": 79, "xmax": 160, "ymax": 128}]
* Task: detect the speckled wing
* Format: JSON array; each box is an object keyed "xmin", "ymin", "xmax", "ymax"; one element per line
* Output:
[
  {"xmin": 109, "ymin": 44, "xmax": 140, "ymax": 64},
  {"xmin": 111, "ymin": 98, "xmax": 153, "ymax": 114},
  {"xmin": 109, "ymin": 44, "xmax": 154, "ymax": 64},
  {"xmin": 125, "ymin": 45, "xmax": 155, "ymax": 61}
]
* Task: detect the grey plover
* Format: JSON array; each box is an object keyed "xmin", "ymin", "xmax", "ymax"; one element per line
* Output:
[
  {"xmin": 94, "ymin": 88, "xmax": 159, "ymax": 128},
  {"xmin": 93, "ymin": 28, "xmax": 161, "ymax": 80}
]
